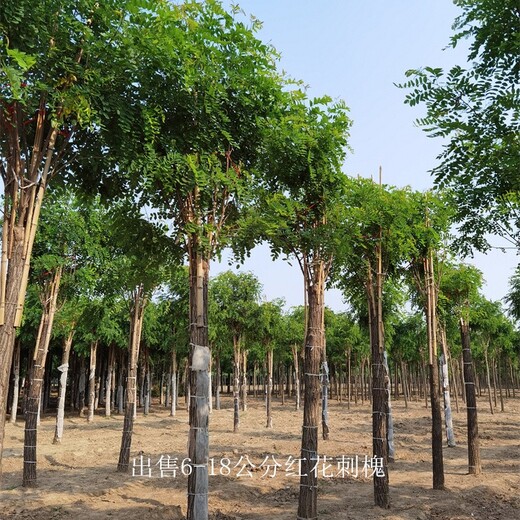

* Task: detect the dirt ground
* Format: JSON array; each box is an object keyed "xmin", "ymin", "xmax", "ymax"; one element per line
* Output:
[{"xmin": 1, "ymin": 394, "xmax": 519, "ymax": 520}]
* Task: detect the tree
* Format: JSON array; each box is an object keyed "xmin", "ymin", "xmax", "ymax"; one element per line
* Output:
[
  {"xmin": 21, "ymin": 189, "xmax": 106, "ymax": 484},
  {"xmin": 336, "ymin": 178, "xmax": 421, "ymax": 506},
  {"xmin": 471, "ymin": 296, "xmax": 514, "ymax": 413},
  {"xmin": 157, "ymin": 267, "xmax": 190, "ymax": 417},
  {"xmin": 102, "ymin": 203, "xmax": 178, "ymax": 473},
  {"xmin": 505, "ymin": 266, "xmax": 520, "ymax": 322},
  {"xmin": 279, "ymin": 307, "xmax": 306, "ymax": 410},
  {"xmin": 405, "ymin": 191, "xmax": 455, "ymax": 489},
  {"xmin": 256, "ymin": 299, "xmax": 284, "ymax": 428},
  {"xmin": 439, "ymin": 262, "xmax": 483, "ymax": 475},
  {"xmin": 399, "ymin": 0, "xmax": 520, "ymax": 251},
  {"xmin": 209, "ymin": 271, "xmax": 261, "ymax": 431},
  {"xmin": 0, "ymin": 0, "xmax": 156, "ymax": 472},
  {"xmin": 123, "ymin": 4, "xmax": 284, "ymax": 517},
  {"xmin": 241, "ymin": 93, "xmax": 351, "ymax": 519}
]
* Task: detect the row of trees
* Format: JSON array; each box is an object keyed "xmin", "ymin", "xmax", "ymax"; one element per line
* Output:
[
  {"xmin": 1, "ymin": 0, "xmax": 519, "ymax": 518},
  {"xmin": 5, "ymin": 182, "xmax": 520, "ymax": 508},
  {"xmin": 9, "ymin": 227, "xmax": 520, "ymax": 429}
]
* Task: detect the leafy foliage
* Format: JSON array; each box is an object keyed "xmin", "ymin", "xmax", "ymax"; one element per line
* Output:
[{"xmin": 398, "ymin": 0, "xmax": 520, "ymax": 252}]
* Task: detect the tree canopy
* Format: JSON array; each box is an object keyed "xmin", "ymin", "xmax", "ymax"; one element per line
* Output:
[{"xmin": 399, "ymin": 0, "xmax": 520, "ymax": 252}]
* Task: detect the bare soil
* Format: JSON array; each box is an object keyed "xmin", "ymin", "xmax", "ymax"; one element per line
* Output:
[{"xmin": 1, "ymin": 395, "xmax": 519, "ymax": 519}]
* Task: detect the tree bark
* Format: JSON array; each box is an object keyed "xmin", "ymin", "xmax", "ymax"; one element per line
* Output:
[
  {"xmin": 105, "ymin": 344, "xmax": 114, "ymax": 417},
  {"xmin": 424, "ymin": 254, "xmax": 444, "ymax": 490},
  {"xmin": 460, "ymin": 319, "xmax": 481, "ymax": 475},
  {"xmin": 401, "ymin": 361, "xmax": 408, "ymax": 409},
  {"xmin": 266, "ymin": 349, "xmax": 273, "ymax": 428},
  {"xmin": 143, "ymin": 347, "xmax": 150, "ymax": 416},
  {"xmin": 87, "ymin": 340, "xmax": 98, "ymax": 422},
  {"xmin": 321, "ymin": 360, "xmax": 330, "ymax": 440},
  {"xmin": 187, "ymin": 250, "xmax": 210, "ymax": 520},
  {"xmin": 297, "ymin": 262, "xmax": 326, "ymax": 520},
  {"xmin": 484, "ymin": 344, "xmax": 494, "ymax": 414},
  {"xmin": 241, "ymin": 349, "xmax": 248, "ymax": 412},
  {"xmin": 440, "ymin": 353, "xmax": 456, "ymax": 447},
  {"xmin": 117, "ymin": 286, "xmax": 146, "ymax": 471},
  {"xmin": 497, "ymin": 356, "xmax": 505, "ymax": 412},
  {"xmin": 9, "ymin": 340, "xmax": 21, "ymax": 424},
  {"xmin": 292, "ymin": 344, "xmax": 300, "ymax": 411},
  {"xmin": 214, "ymin": 351, "xmax": 221, "ymax": 410},
  {"xmin": 233, "ymin": 335, "xmax": 240, "ymax": 432},
  {"xmin": 383, "ymin": 352, "xmax": 395, "ymax": 462},
  {"xmin": 366, "ymin": 262, "xmax": 390, "ymax": 508},
  {"xmin": 0, "ymin": 111, "xmax": 59, "ymax": 474},
  {"xmin": 439, "ymin": 326, "xmax": 456, "ymax": 447},
  {"xmin": 23, "ymin": 266, "xmax": 61, "ymax": 486},
  {"xmin": 53, "ymin": 330, "xmax": 74, "ymax": 443},
  {"xmin": 346, "ymin": 348, "xmax": 351, "ymax": 410},
  {"xmin": 171, "ymin": 347, "xmax": 177, "ymax": 416},
  {"xmin": 0, "ymin": 226, "xmax": 27, "ymax": 474}
]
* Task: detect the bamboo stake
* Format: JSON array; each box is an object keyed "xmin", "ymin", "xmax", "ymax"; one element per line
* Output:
[{"xmin": 15, "ymin": 126, "xmax": 58, "ymax": 327}]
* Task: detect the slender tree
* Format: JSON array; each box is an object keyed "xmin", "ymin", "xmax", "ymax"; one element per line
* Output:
[
  {"xmin": 210, "ymin": 271, "xmax": 261, "ymax": 431},
  {"xmin": 240, "ymin": 94, "xmax": 351, "ymax": 519},
  {"xmin": 0, "ymin": 0, "xmax": 151, "ymax": 469},
  {"xmin": 337, "ymin": 179, "xmax": 423, "ymax": 506},
  {"xmin": 256, "ymin": 299, "xmax": 284, "ymax": 428},
  {"xmin": 440, "ymin": 263, "xmax": 483, "ymax": 475}
]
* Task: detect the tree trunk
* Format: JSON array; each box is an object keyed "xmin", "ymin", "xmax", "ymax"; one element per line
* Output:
[
  {"xmin": 111, "ymin": 355, "xmax": 117, "ymax": 412},
  {"xmin": 460, "ymin": 319, "xmax": 481, "ymax": 475},
  {"xmin": 424, "ymin": 254, "xmax": 444, "ymax": 490},
  {"xmin": 87, "ymin": 340, "xmax": 98, "ymax": 422},
  {"xmin": 321, "ymin": 360, "xmax": 330, "ymax": 440},
  {"xmin": 366, "ymin": 261, "xmax": 389, "ymax": 508},
  {"xmin": 497, "ymin": 356, "xmax": 505, "ymax": 412},
  {"xmin": 0, "ymin": 227, "xmax": 28, "ymax": 473},
  {"xmin": 281, "ymin": 363, "xmax": 286, "ymax": 405},
  {"xmin": 383, "ymin": 352, "xmax": 395, "ymax": 462},
  {"xmin": 484, "ymin": 345, "xmax": 494, "ymax": 414},
  {"xmin": 337, "ymin": 363, "xmax": 342, "ymax": 403},
  {"xmin": 253, "ymin": 360, "xmax": 258, "ymax": 399},
  {"xmin": 53, "ymin": 330, "xmax": 74, "ymax": 443},
  {"xmin": 117, "ymin": 359, "xmax": 125, "ymax": 415},
  {"xmin": 214, "ymin": 351, "xmax": 221, "ymax": 410},
  {"xmin": 187, "ymin": 250, "xmax": 210, "ymax": 520},
  {"xmin": 297, "ymin": 262, "xmax": 326, "ymax": 520},
  {"xmin": 98, "ymin": 356, "xmax": 105, "ymax": 409},
  {"xmin": 266, "ymin": 349, "xmax": 273, "ymax": 428},
  {"xmin": 0, "ymin": 115, "xmax": 59, "ymax": 474},
  {"xmin": 233, "ymin": 335, "xmax": 240, "ymax": 432},
  {"xmin": 346, "ymin": 348, "xmax": 351, "ymax": 410},
  {"xmin": 117, "ymin": 286, "xmax": 147, "ymax": 471},
  {"xmin": 9, "ymin": 340, "xmax": 21, "ymax": 424},
  {"xmin": 450, "ymin": 357, "xmax": 460, "ymax": 413},
  {"xmin": 143, "ymin": 348, "xmax": 150, "ymax": 416},
  {"xmin": 241, "ymin": 349, "xmax": 248, "ymax": 412},
  {"xmin": 78, "ymin": 356, "xmax": 86, "ymax": 417},
  {"xmin": 492, "ymin": 358, "xmax": 498, "ymax": 410},
  {"xmin": 459, "ymin": 352, "xmax": 466, "ymax": 403},
  {"xmin": 401, "ymin": 361, "xmax": 408, "ymax": 409},
  {"xmin": 23, "ymin": 266, "xmax": 62, "ymax": 486},
  {"xmin": 361, "ymin": 358, "xmax": 366, "ymax": 405},
  {"xmin": 440, "ymin": 353, "xmax": 456, "ymax": 447},
  {"xmin": 105, "ymin": 344, "xmax": 114, "ymax": 417},
  {"xmin": 171, "ymin": 347, "xmax": 177, "ymax": 416},
  {"xmin": 439, "ymin": 327, "xmax": 456, "ymax": 447},
  {"xmin": 292, "ymin": 344, "xmax": 300, "ymax": 411}
]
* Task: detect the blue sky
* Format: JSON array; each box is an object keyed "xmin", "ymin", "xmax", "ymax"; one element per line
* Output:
[{"xmin": 215, "ymin": 0, "xmax": 518, "ymax": 311}]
